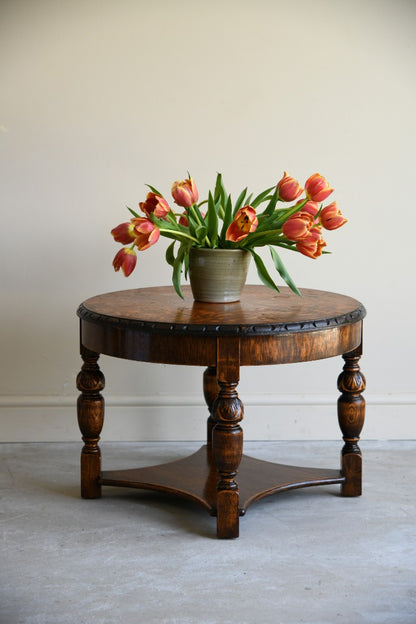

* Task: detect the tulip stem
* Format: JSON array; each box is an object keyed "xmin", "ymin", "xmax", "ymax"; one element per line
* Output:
[
  {"xmin": 158, "ymin": 228, "xmax": 200, "ymax": 245},
  {"xmin": 188, "ymin": 204, "xmax": 212, "ymax": 247},
  {"xmin": 237, "ymin": 229, "xmax": 283, "ymax": 248}
]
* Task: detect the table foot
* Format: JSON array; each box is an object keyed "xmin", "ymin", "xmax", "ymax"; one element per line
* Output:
[
  {"xmin": 340, "ymin": 452, "xmax": 362, "ymax": 497},
  {"xmin": 217, "ymin": 489, "xmax": 240, "ymax": 539}
]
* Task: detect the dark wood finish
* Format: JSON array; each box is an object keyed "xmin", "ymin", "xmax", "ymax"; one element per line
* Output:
[
  {"xmin": 76, "ymin": 346, "xmax": 105, "ymax": 499},
  {"xmin": 212, "ymin": 337, "xmax": 244, "ymax": 538},
  {"xmin": 100, "ymin": 446, "xmax": 345, "ymax": 514},
  {"xmin": 337, "ymin": 343, "xmax": 366, "ymax": 496},
  {"xmin": 203, "ymin": 366, "xmax": 218, "ymax": 445},
  {"xmin": 76, "ymin": 285, "xmax": 366, "ymax": 538}
]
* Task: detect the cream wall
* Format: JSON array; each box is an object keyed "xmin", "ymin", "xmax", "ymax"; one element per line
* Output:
[{"xmin": 1, "ymin": 0, "xmax": 415, "ymax": 441}]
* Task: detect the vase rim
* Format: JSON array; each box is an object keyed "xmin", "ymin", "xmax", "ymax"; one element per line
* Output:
[{"xmin": 190, "ymin": 247, "xmax": 248, "ymax": 253}]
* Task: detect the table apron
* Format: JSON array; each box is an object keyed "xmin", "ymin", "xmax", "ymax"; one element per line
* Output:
[
  {"xmin": 240, "ymin": 323, "xmax": 362, "ymax": 365},
  {"xmin": 80, "ymin": 319, "xmax": 362, "ymax": 366}
]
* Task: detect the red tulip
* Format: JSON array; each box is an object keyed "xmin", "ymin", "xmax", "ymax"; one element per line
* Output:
[
  {"xmin": 139, "ymin": 192, "xmax": 170, "ymax": 219},
  {"xmin": 277, "ymin": 171, "xmax": 303, "ymax": 202},
  {"xmin": 296, "ymin": 200, "xmax": 320, "ymax": 218},
  {"xmin": 112, "ymin": 247, "xmax": 137, "ymax": 276},
  {"xmin": 178, "ymin": 212, "xmax": 189, "ymax": 227},
  {"xmin": 132, "ymin": 217, "xmax": 160, "ymax": 250},
  {"xmin": 171, "ymin": 177, "xmax": 199, "ymax": 208},
  {"xmin": 179, "ymin": 210, "xmax": 205, "ymax": 227},
  {"xmin": 296, "ymin": 228, "xmax": 326, "ymax": 259},
  {"xmin": 320, "ymin": 201, "xmax": 347, "ymax": 230},
  {"xmin": 282, "ymin": 211, "xmax": 315, "ymax": 242},
  {"xmin": 305, "ymin": 173, "xmax": 333, "ymax": 202},
  {"xmin": 111, "ymin": 222, "xmax": 137, "ymax": 245},
  {"xmin": 225, "ymin": 206, "xmax": 258, "ymax": 242}
]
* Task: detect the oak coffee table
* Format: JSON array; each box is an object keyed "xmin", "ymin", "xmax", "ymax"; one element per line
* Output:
[{"xmin": 76, "ymin": 285, "xmax": 366, "ymax": 538}]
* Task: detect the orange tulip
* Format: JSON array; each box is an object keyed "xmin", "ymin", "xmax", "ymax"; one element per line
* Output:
[
  {"xmin": 111, "ymin": 222, "xmax": 137, "ymax": 245},
  {"xmin": 225, "ymin": 206, "xmax": 258, "ymax": 242},
  {"xmin": 282, "ymin": 211, "xmax": 315, "ymax": 242},
  {"xmin": 132, "ymin": 217, "xmax": 160, "ymax": 251},
  {"xmin": 277, "ymin": 171, "xmax": 303, "ymax": 202},
  {"xmin": 112, "ymin": 247, "xmax": 137, "ymax": 276},
  {"xmin": 171, "ymin": 177, "xmax": 199, "ymax": 208},
  {"xmin": 139, "ymin": 192, "xmax": 170, "ymax": 219},
  {"xmin": 320, "ymin": 201, "xmax": 347, "ymax": 230},
  {"xmin": 296, "ymin": 228, "xmax": 326, "ymax": 259},
  {"xmin": 304, "ymin": 173, "xmax": 333, "ymax": 202}
]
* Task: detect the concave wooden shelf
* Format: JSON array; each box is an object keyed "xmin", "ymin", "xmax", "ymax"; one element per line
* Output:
[{"xmin": 100, "ymin": 445, "xmax": 345, "ymax": 516}]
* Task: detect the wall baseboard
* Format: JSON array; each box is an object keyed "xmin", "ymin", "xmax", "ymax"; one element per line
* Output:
[{"xmin": 1, "ymin": 394, "xmax": 415, "ymax": 442}]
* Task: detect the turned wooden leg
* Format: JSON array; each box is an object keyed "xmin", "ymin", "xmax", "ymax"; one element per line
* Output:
[
  {"xmin": 203, "ymin": 366, "xmax": 219, "ymax": 446},
  {"xmin": 76, "ymin": 345, "xmax": 105, "ymax": 499},
  {"xmin": 212, "ymin": 338, "xmax": 243, "ymax": 539},
  {"xmin": 337, "ymin": 342, "xmax": 366, "ymax": 496}
]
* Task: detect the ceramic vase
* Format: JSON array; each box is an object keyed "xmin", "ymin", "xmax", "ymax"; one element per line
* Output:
[{"xmin": 188, "ymin": 248, "xmax": 250, "ymax": 303}]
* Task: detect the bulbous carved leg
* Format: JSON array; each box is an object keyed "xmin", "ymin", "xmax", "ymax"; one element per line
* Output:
[
  {"xmin": 212, "ymin": 337, "xmax": 243, "ymax": 538},
  {"xmin": 337, "ymin": 343, "xmax": 366, "ymax": 496},
  {"xmin": 76, "ymin": 346, "xmax": 105, "ymax": 499},
  {"xmin": 203, "ymin": 366, "xmax": 219, "ymax": 446}
]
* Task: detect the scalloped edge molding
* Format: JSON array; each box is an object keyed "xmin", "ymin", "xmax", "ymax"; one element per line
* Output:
[{"xmin": 1, "ymin": 394, "xmax": 415, "ymax": 442}]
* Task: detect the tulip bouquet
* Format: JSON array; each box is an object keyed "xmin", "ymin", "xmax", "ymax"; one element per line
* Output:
[{"xmin": 111, "ymin": 171, "xmax": 347, "ymax": 298}]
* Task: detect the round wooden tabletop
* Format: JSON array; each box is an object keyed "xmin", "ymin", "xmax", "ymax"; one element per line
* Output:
[
  {"xmin": 77, "ymin": 286, "xmax": 365, "ymax": 366},
  {"xmin": 78, "ymin": 285, "xmax": 365, "ymax": 336}
]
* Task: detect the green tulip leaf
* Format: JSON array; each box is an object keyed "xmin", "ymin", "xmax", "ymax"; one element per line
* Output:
[
  {"xmin": 251, "ymin": 186, "xmax": 276, "ymax": 208},
  {"xmin": 249, "ymin": 249, "xmax": 280, "ymax": 292},
  {"xmin": 206, "ymin": 191, "xmax": 218, "ymax": 247},
  {"xmin": 260, "ymin": 187, "xmax": 279, "ymax": 217},
  {"xmin": 165, "ymin": 241, "xmax": 176, "ymax": 267},
  {"xmin": 273, "ymin": 198, "xmax": 308, "ymax": 228},
  {"xmin": 145, "ymin": 184, "xmax": 164, "ymax": 197},
  {"xmin": 220, "ymin": 194, "xmax": 233, "ymax": 242},
  {"xmin": 127, "ymin": 206, "xmax": 140, "ymax": 218},
  {"xmin": 172, "ymin": 244, "xmax": 187, "ymax": 299},
  {"xmin": 242, "ymin": 231, "xmax": 281, "ymax": 247},
  {"xmin": 213, "ymin": 172, "xmax": 223, "ymax": 204},
  {"xmin": 191, "ymin": 203, "xmax": 206, "ymax": 225},
  {"xmin": 234, "ymin": 187, "xmax": 248, "ymax": 212},
  {"xmin": 195, "ymin": 224, "xmax": 208, "ymax": 242},
  {"xmin": 269, "ymin": 247, "xmax": 301, "ymax": 296}
]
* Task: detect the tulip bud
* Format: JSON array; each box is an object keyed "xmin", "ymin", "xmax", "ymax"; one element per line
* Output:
[
  {"xmin": 112, "ymin": 247, "xmax": 137, "ymax": 276},
  {"xmin": 319, "ymin": 202, "xmax": 347, "ymax": 230},
  {"xmin": 132, "ymin": 217, "xmax": 160, "ymax": 251},
  {"xmin": 178, "ymin": 212, "xmax": 189, "ymax": 227},
  {"xmin": 179, "ymin": 210, "xmax": 205, "ymax": 227},
  {"xmin": 225, "ymin": 206, "xmax": 258, "ymax": 242},
  {"xmin": 305, "ymin": 173, "xmax": 333, "ymax": 202},
  {"xmin": 139, "ymin": 192, "xmax": 170, "ymax": 219},
  {"xmin": 171, "ymin": 177, "xmax": 199, "ymax": 208},
  {"xmin": 111, "ymin": 222, "xmax": 137, "ymax": 245},
  {"xmin": 277, "ymin": 172, "xmax": 303, "ymax": 202}
]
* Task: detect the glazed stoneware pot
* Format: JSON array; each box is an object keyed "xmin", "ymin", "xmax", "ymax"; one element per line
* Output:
[{"xmin": 188, "ymin": 248, "xmax": 250, "ymax": 303}]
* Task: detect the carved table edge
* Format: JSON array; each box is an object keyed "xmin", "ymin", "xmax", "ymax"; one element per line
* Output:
[{"xmin": 76, "ymin": 303, "xmax": 366, "ymax": 337}]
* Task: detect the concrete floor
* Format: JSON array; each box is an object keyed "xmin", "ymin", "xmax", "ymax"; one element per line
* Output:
[{"xmin": 1, "ymin": 441, "xmax": 415, "ymax": 624}]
